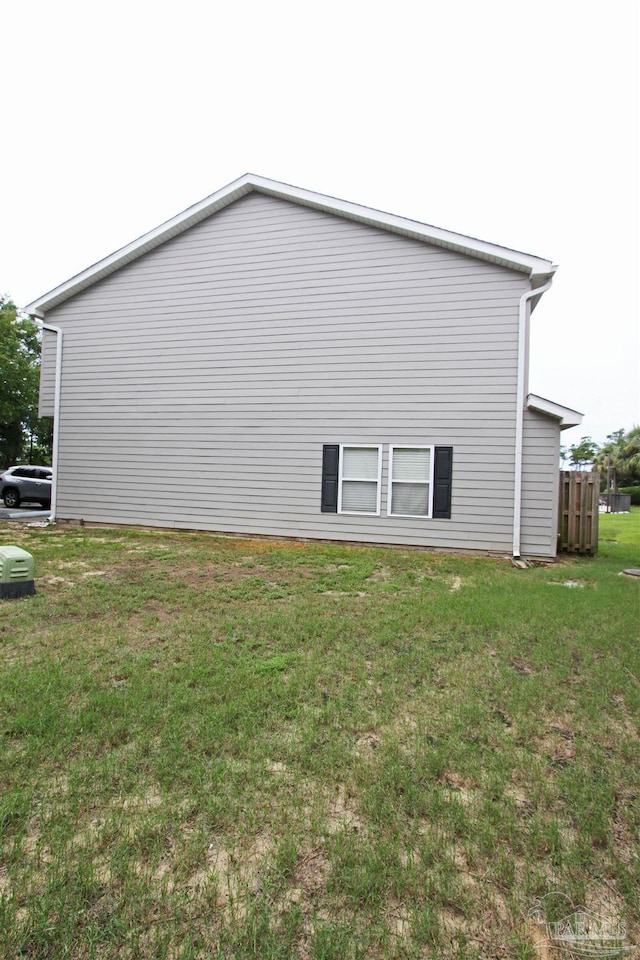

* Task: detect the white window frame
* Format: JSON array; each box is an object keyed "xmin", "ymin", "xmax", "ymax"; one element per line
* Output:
[
  {"xmin": 387, "ymin": 445, "xmax": 435, "ymax": 519},
  {"xmin": 338, "ymin": 444, "xmax": 382, "ymax": 516}
]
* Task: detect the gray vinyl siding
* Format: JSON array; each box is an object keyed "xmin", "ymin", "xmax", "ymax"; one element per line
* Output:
[
  {"xmin": 41, "ymin": 192, "xmax": 535, "ymax": 552},
  {"xmin": 520, "ymin": 410, "xmax": 561, "ymax": 557}
]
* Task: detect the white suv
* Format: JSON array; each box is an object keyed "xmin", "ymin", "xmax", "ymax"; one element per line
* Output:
[{"xmin": 0, "ymin": 466, "xmax": 53, "ymax": 509}]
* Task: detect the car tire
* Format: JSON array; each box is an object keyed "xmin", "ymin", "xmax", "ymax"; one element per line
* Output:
[{"xmin": 3, "ymin": 489, "xmax": 20, "ymax": 509}]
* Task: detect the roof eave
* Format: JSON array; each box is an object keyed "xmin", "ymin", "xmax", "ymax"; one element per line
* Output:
[
  {"xmin": 527, "ymin": 393, "xmax": 584, "ymax": 430},
  {"xmin": 25, "ymin": 173, "xmax": 557, "ymax": 315}
]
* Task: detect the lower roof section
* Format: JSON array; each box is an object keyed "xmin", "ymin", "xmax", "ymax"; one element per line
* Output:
[{"xmin": 527, "ymin": 393, "xmax": 583, "ymax": 430}]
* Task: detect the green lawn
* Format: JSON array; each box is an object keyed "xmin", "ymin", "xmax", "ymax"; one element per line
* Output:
[{"xmin": 1, "ymin": 513, "xmax": 638, "ymax": 959}]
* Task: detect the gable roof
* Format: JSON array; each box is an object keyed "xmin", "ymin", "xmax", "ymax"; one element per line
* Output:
[{"xmin": 25, "ymin": 173, "xmax": 557, "ymax": 316}]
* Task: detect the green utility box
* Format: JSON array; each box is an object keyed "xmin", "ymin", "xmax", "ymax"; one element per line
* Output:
[{"xmin": 0, "ymin": 546, "xmax": 35, "ymax": 599}]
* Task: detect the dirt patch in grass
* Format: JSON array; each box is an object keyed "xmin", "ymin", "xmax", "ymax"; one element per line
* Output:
[
  {"xmin": 187, "ymin": 832, "xmax": 274, "ymax": 920},
  {"xmin": 325, "ymin": 784, "xmax": 365, "ymax": 836},
  {"xmin": 119, "ymin": 789, "xmax": 163, "ymax": 812},
  {"xmin": 293, "ymin": 845, "xmax": 331, "ymax": 894},
  {"xmin": 508, "ymin": 655, "xmax": 534, "ymax": 676},
  {"xmin": 366, "ymin": 566, "xmax": 392, "ymax": 582},
  {"xmin": 40, "ymin": 574, "xmax": 77, "ymax": 587},
  {"xmin": 353, "ymin": 731, "xmax": 381, "ymax": 758}
]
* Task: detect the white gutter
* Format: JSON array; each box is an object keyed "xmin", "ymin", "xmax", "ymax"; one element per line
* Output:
[
  {"xmin": 33, "ymin": 319, "xmax": 63, "ymax": 524},
  {"xmin": 512, "ymin": 278, "xmax": 554, "ymax": 557}
]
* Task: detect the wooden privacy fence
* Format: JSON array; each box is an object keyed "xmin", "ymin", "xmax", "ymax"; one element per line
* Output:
[{"xmin": 557, "ymin": 471, "xmax": 599, "ymax": 555}]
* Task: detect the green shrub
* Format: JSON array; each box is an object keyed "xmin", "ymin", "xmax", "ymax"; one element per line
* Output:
[{"xmin": 619, "ymin": 485, "xmax": 640, "ymax": 505}]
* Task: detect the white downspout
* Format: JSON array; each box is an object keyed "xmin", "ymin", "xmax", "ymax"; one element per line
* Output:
[
  {"xmin": 33, "ymin": 319, "xmax": 63, "ymax": 524},
  {"xmin": 513, "ymin": 277, "xmax": 554, "ymax": 558}
]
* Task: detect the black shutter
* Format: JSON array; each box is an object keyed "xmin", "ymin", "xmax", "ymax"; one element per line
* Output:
[
  {"xmin": 433, "ymin": 446, "xmax": 453, "ymax": 519},
  {"xmin": 321, "ymin": 445, "xmax": 339, "ymax": 513}
]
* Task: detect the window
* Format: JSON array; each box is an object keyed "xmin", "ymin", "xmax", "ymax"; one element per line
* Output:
[
  {"xmin": 321, "ymin": 444, "xmax": 452, "ymax": 519},
  {"xmin": 338, "ymin": 445, "xmax": 381, "ymax": 515},
  {"xmin": 388, "ymin": 446, "xmax": 433, "ymax": 517}
]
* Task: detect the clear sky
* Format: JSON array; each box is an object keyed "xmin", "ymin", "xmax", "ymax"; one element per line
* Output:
[{"xmin": 2, "ymin": 0, "xmax": 638, "ymax": 446}]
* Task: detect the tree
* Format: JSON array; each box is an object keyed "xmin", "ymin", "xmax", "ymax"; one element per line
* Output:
[
  {"xmin": 566, "ymin": 436, "xmax": 599, "ymax": 470},
  {"xmin": 0, "ymin": 296, "xmax": 52, "ymax": 468},
  {"xmin": 595, "ymin": 427, "xmax": 640, "ymax": 490}
]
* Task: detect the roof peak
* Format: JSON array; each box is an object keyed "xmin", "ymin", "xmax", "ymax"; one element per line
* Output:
[{"xmin": 26, "ymin": 173, "xmax": 557, "ymax": 315}]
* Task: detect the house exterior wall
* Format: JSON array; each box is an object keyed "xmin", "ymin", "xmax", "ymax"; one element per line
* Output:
[
  {"xmin": 38, "ymin": 191, "xmax": 552, "ymax": 554},
  {"xmin": 520, "ymin": 410, "xmax": 561, "ymax": 557}
]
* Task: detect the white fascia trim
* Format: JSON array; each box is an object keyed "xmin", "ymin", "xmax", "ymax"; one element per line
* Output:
[
  {"xmin": 25, "ymin": 173, "xmax": 557, "ymax": 315},
  {"xmin": 526, "ymin": 394, "xmax": 584, "ymax": 429},
  {"xmin": 248, "ymin": 176, "xmax": 557, "ymax": 277},
  {"xmin": 24, "ymin": 178, "xmax": 255, "ymax": 314}
]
